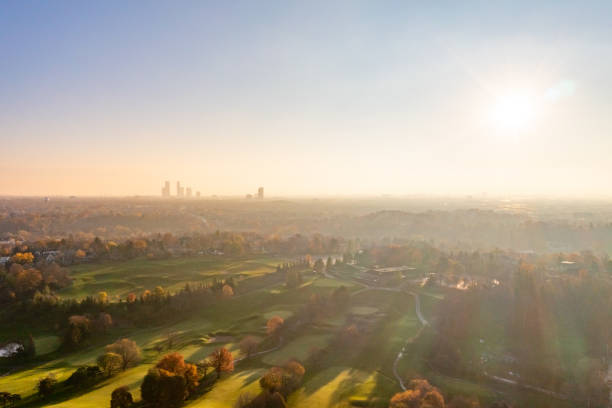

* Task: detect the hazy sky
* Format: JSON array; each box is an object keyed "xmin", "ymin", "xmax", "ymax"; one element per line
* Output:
[{"xmin": 2, "ymin": 1, "xmax": 612, "ymax": 196}]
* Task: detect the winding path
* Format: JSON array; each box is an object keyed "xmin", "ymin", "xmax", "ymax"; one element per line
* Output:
[
  {"xmin": 323, "ymin": 268, "xmax": 428, "ymax": 390},
  {"xmin": 326, "ymin": 267, "xmax": 574, "ymax": 400},
  {"xmin": 233, "ymin": 337, "xmax": 283, "ymax": 365},
  {"xmin": 392, "ymin": 292, "xmax": 428, "ymax": 390}
]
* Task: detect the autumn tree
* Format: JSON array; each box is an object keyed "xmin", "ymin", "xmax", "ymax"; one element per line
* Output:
[
  {"xmin": 64, "ymin": 315, "xmax": 91, "ymax": 348},
  {"xmin": 266, "ymin": 316, "xmax": 284, "ymax": 338},
  {"xmin": 389, "ymin": 379, "xmax": 445, "ymax": 408},
  {"xmin": 105, "ymin": 339, "xmax": 142, "ymax": 371},
  {"xmin": 222, "ymin": 284, "xmax": 234, "ymax": 297},
  {"xmin": 98, "ymin": 291, "xmax": 109, "ymax": 304},
  {"xmin": 259, "ymin": 360, "xmax": 305, "ymax": 398},
  {"xmin": 279, "ymin": 360, "xmax": 305, "ymax": 396},
  {"xmin": 110, "ymin": 386, "xmax": 133, "ymax": 408},
  {"xmin": 208, "ymin": 347, "xmax": 234, "ymax": 379},
  {"xmin": 239, "ymin": 335, "xmax": 260, "ymax": 358},
  {"xmin": 95, "ymin": 312, "xmax": 113, "ymax": 333},
  {"xmin": 97, "ymin": 352, "xmax": 123, "ymax": 377},
  {"xmin": 10, "ymin": 252, "xmax": 34, "ymax": 264},
  {"xmin": 141, "ymin": 368, "xmax": 186, "ymax": 408},
  {"xmin": 259, "ymin": 367, "xmax": 284, "ymax": 392},
  {"xmin": 155, "ymin": 352, "xmax": 199, "ymax": 394},
  {"xmin": 141, "ymin": 352, "xmax": 199, "ymax": 407},
  {"xmin": 7, "ymin": 265, "xmax": 42, "ymax": 296},
  {"xmin": 153, "ymin": 286, "xmax": 166, "ymax": 302},
  {"xmin": 40, "ymin": 263, "xmax": 71, "ymax": 289}
]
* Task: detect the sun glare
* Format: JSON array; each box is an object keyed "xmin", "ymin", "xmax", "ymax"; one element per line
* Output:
[{"xmin": 488, "ymin": 90, "xmax": 538, "ymax": 132}]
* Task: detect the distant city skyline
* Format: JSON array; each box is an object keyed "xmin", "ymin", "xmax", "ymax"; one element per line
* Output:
[
  {"xmin": 2, "ymin": 1, "xmax": 612, "ymax": 197},
  {"xmin": 160, "ymin": 180, "xmax": 261, "ymax": 199}
]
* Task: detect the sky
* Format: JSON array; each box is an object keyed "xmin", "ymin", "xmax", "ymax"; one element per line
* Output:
[{"xmin": 1, "ymin": 0, "xmax": 612, "ymax": 197}]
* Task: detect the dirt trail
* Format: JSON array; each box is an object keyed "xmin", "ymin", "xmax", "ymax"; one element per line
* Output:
[{"xmin": 392, "ymin": 292, "xmax": 428, "ymax": 391}]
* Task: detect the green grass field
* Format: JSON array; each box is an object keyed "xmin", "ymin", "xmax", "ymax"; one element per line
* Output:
[
  {"xmin": 60, "ymin": 255, "xmax": 283, "ymax": 300},
  {"xmin": 0, "ymin": 254, "xmax": 424, "ymax": 408},
  {"xmin": 1, "ymin": 257, "xmax": 576, "ymax": 408}
]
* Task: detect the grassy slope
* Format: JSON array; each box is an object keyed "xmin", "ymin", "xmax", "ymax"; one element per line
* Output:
[
  {"xmin": 3, "ymin": 257, "xmax": 573, "ymax": 408},
  {"xmin": 60, "ymin": 255, "xmax": 282, "ymax": 300}
]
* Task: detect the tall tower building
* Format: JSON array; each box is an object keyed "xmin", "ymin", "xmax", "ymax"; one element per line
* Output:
[
  {"xmin": 257, "ymin": 186, "xmax": 264, "ymax": 199},
  {"xmin": 186, "ymin": 187, "xmax": 192, "ymax": 197},
  {"xmin": 176, "ymin": 181, "xmax": 184, "ymax": 197},
  {"xmin": 161, "ymin": 181, "xmax": 170, "ymax": 197}
]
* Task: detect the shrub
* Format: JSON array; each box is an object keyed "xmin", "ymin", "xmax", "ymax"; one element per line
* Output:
[
  {"xmin": 65, "ymin": 365, "xmax": 103, "ymax": 388},
  {"xmin": 36, "ymin": 375, "xmax": 57, "ymax": 399},
  {"xmin": 110, "ymin": 386, "xmax": 133, "ymax": 408}
]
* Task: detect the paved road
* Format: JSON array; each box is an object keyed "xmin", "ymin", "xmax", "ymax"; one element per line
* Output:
[
  {"xmin": 410, "ymin": 291, "xmax": 428, "ymax": 326},
  {"xmin": 392, "ymin": 291, "xmax": 429, "ymax": 391},
  {"xmin": 323, "ymin": 268, "xmax": 427, "ymax": 390},
  {"xmin": 233, "ymin": 337, "xmax": 283, "ymax": 364},
  {"xmin": 325, "ymin": 266, "xmax": 574, "ymax": 400}
]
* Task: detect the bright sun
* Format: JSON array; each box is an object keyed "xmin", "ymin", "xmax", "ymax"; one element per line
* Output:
[{"xmin": 488, "ymin": 90, "xmax": 538, "ymax": 132}]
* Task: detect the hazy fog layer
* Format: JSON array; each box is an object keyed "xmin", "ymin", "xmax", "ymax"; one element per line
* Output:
[{"xmin": 2, "ymin": 1, "xmax": 612, "ymax": 196}]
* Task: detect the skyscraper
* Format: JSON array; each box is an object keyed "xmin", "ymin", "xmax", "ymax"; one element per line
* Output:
[
  {"xmin": 161, "ymin": 181, "xmax": 171, "ymax": 197},
  {"xmin": 176, "ymin": 181, "xmax": 184, "ymax": 197},
  {"xmin": 257, "ymin": 187, "xmax": 264, "ymax": 199},
  {"xmin": 186, "ymin": 187, "xmax": 192, "ymax": 197}
]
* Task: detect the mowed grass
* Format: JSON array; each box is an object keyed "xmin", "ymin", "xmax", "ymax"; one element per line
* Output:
[
  {"xmin": 350, "ymin": 306, "xmax": 379, "ymax": 316},
  {"xmin": 261, "ymin": 334, "xmax": 332, "ymax": 366},
  {"xmin": 1, "ymin": 257, "xmax": 446, "ymax": 408},
  {"xmin": 288, "ymin": 366, "xmax": 393, "ymax": 408},
  {"xmin": 186, "ymin": 369, "xmax": 265, "ymax": 408},
  {"xmin": 0, "ymin": 256, "xmax": 283, "ymax": 404},
  {"xmin": 60, "ymin": 255, "xmax": 283, "ymax": 300},
  {"xmin": 34, "ymin": 335, "xmax": 61, "ymax": 356},
  {"xmin": 45, "ymin": 363, "xmax": 154, "ymax": 408}
]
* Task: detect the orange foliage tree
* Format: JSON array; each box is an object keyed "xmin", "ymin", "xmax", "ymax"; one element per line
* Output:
[
  {"xmin": 389, "ymin": 379, "xmax": 445, "ymax": 408},
  {"xmin": 208, "ymin": 347, "xmax": 234, "ymax": 379},
  {"xmin": 266, "ymin": 316, "xmax": 284, "ymax": 338}
]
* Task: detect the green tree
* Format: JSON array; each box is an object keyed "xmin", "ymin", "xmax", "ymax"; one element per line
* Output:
[
  {"xmin": 36, "ymin": 375, "xmax": 57, "ymax": 399},
  {"xmin": 313, "ymin": 258, "xmax": 325, "ymax": 274},
  {"xmin": 65, "ymin": 365, "xmax": 103, "ymax": 388},
  {"xmin": 97, "ymin": 352, "xmax": 123, "ymax": 377}
]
